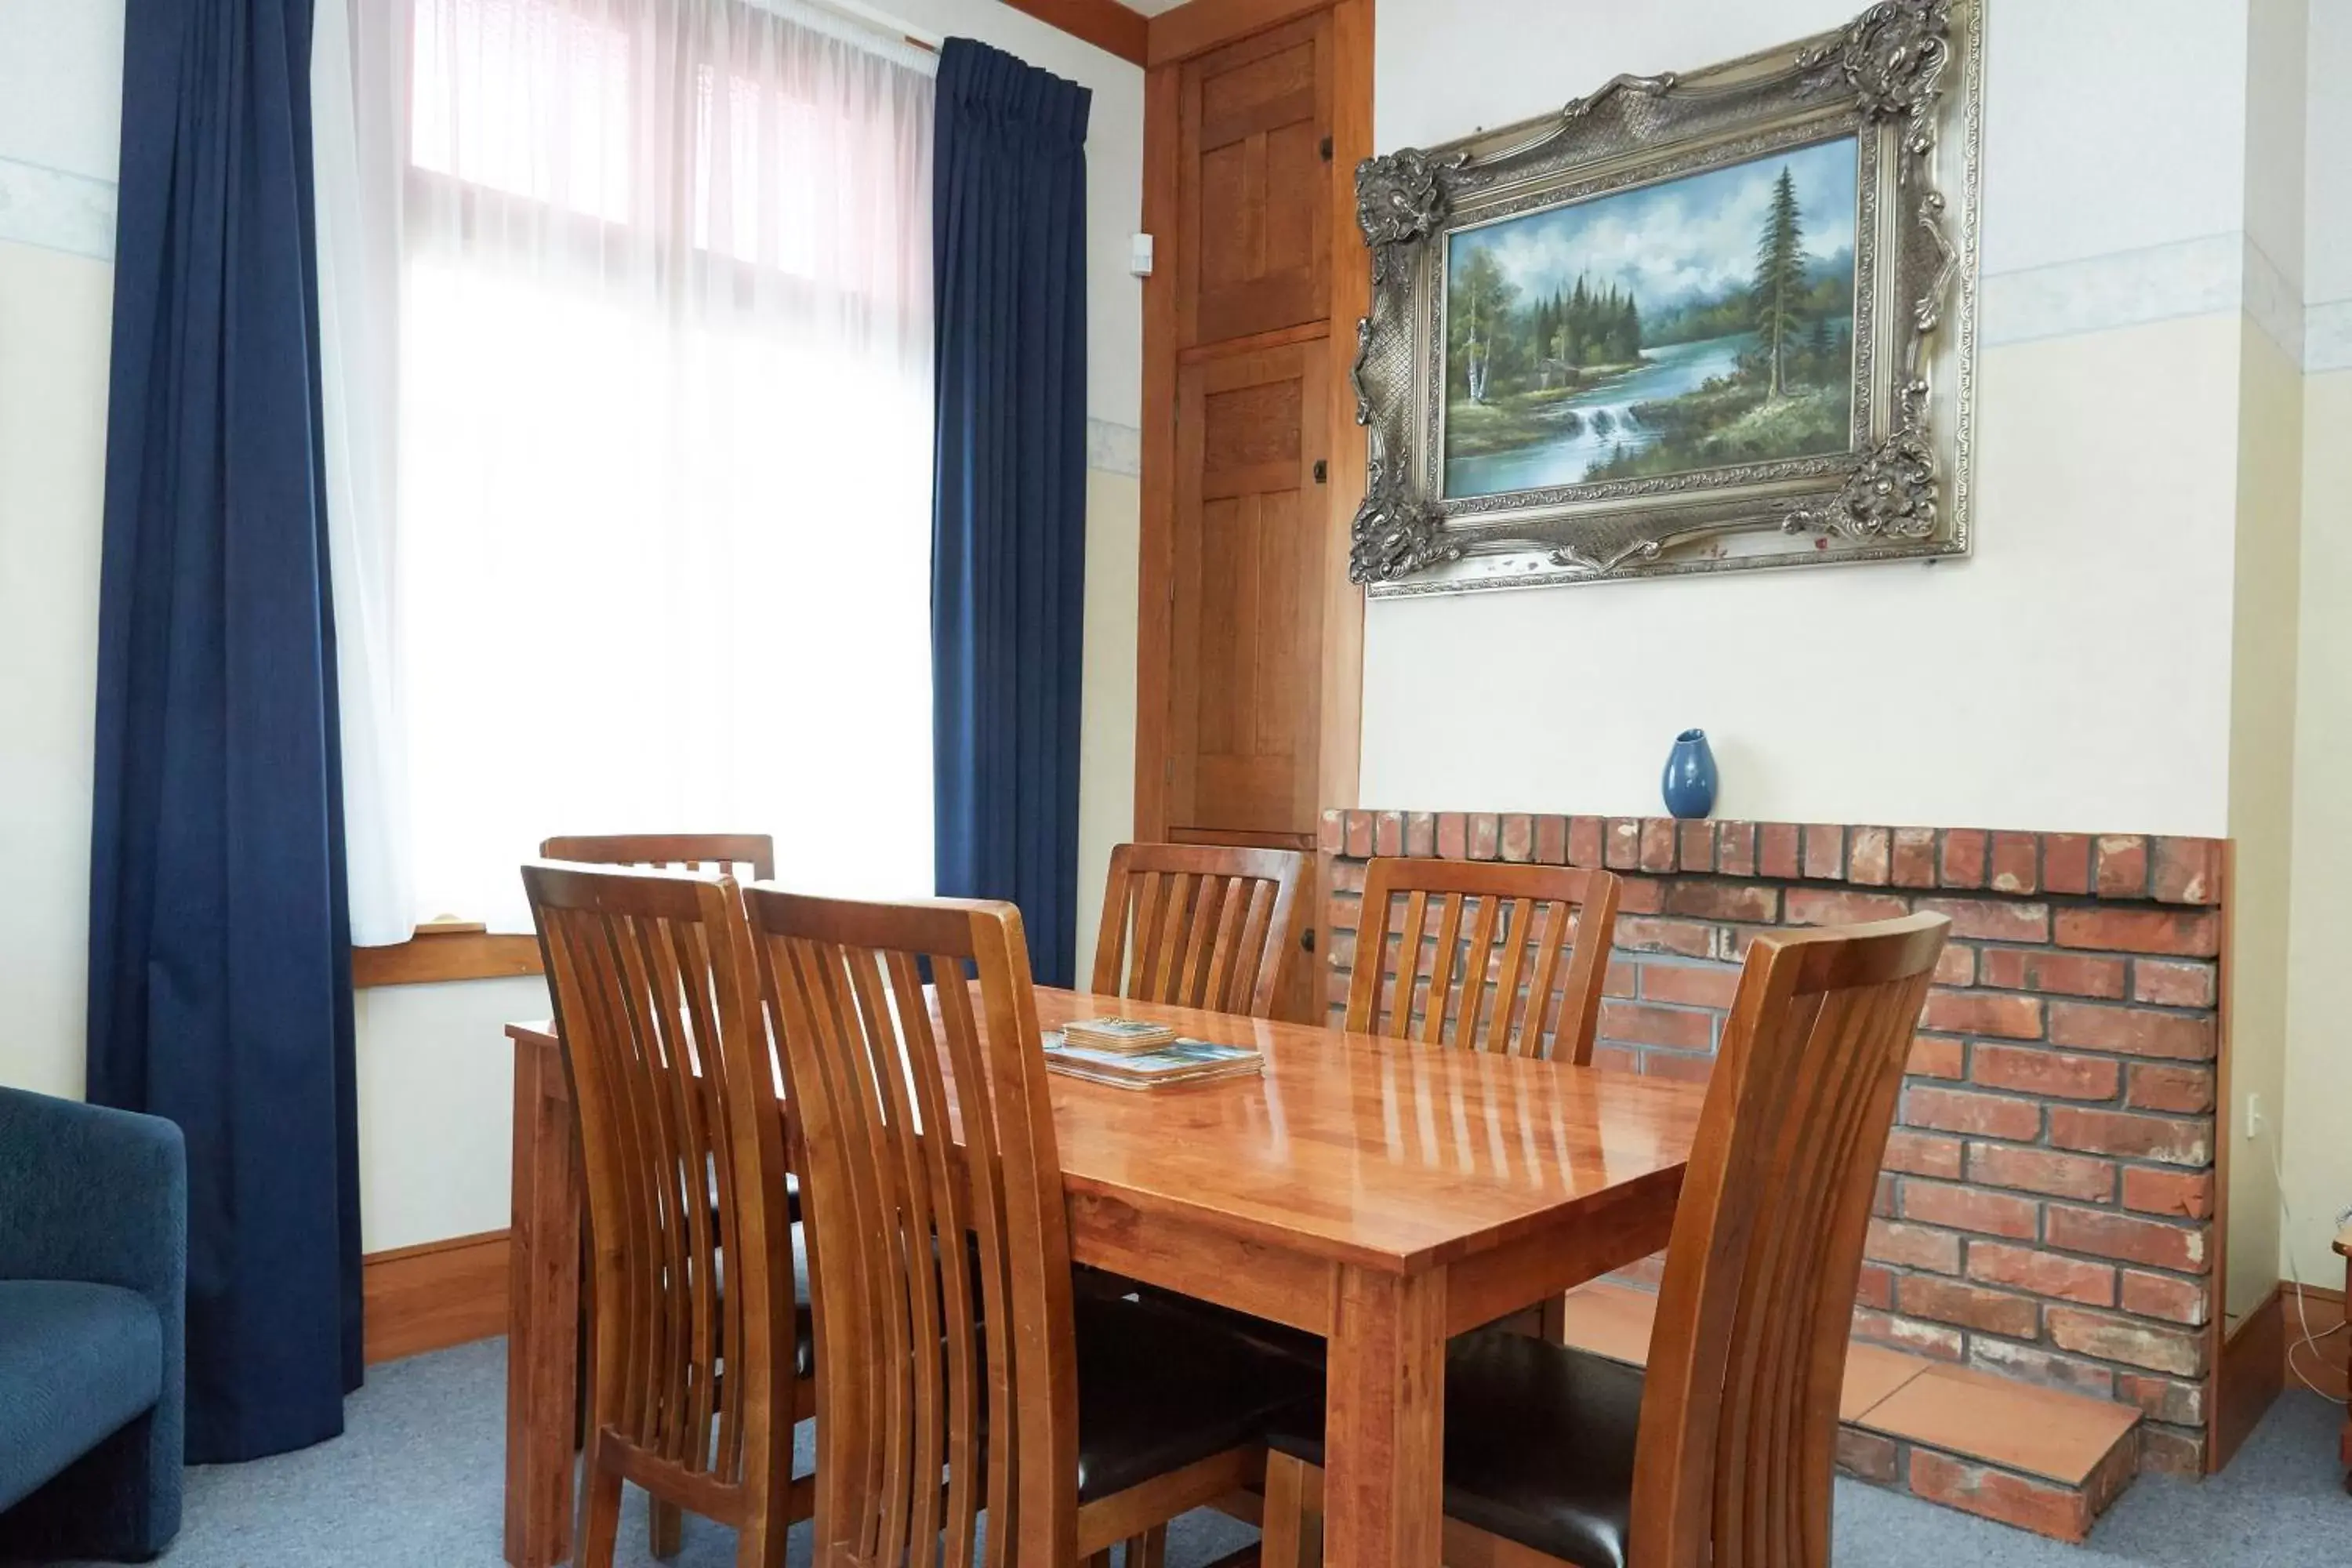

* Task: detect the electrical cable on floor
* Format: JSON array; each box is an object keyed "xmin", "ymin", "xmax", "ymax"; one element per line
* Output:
[{"xmin": 2267, "ymin": 1132, "xmax": 2347, "ymax": 1405}]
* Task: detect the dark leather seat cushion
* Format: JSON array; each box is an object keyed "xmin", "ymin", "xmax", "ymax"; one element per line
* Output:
[
  {"xmin": 1073, "ymin": 1290, "xmax": 1320, "ymax": 1504},
  {"xmin": 1140, "ymin": 1290, "xmax": 1326, "ymax": 1369},
  {"xmin": 1267, "ymin": 1331, "xmax": 1642, "ymax": 1568},
  {"xmin": 788, "ymin": 1221, "xmax": 813, "ymax": 1380},
  {"xmin": 699, "ymin": 1222, "xmax": 813, "ymax": 1380},
  {"xmin": 707, "ymin": 1159, "xmax": 797, "ymax": 1224}
]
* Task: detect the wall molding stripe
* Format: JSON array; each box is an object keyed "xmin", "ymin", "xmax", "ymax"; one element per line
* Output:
[
  {"xmin": 2305, "ymin": 299, "xmax": 2352, "ymax": 376},
  {"xmin": 7, "ymin": 147, "xmax": 2335, "ymax": 385},
  {"xmin": 1982, "ymin": 233, "xmax": 2241, "ymax": 350},
  {"xmin": 0, "ymin": 155, "xmax": 115, "ymax": 263},
  {"xmin": 2238, "ymin": 234, "xmax": 2305, "ymax": 369},
  {"xmin": 1980, "ymin": 231, "xmax": 2315, "ymax": 370},
  {"xmin": 1087, "ymin": 416, "xmax": 1141, "ymax": 476}
]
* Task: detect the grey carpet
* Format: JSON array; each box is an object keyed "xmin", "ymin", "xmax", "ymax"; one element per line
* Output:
[{"xmin": 37, "ymin": 1338, "xmax": 2350, "ymax": 1565}]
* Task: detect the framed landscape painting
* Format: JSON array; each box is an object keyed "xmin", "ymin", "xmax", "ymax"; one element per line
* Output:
[
  {"xmin": 1443, "ymin": 136, "xmax": 1860, "ymax": 497},
  {"xmin": 1348, "ymin": 0, "xmax": 1983, "ymax": 593}
]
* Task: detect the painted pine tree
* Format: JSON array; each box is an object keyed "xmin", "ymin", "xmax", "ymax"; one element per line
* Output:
[{"xmin": 1750, "ymin": 165, "xmax": 1806, "ymax": 399}]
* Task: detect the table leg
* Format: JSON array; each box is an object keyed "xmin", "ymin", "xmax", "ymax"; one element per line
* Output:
[
  {"xmin": 1321, "ymin": 1265, "xmax": 1446, "ymax": 1568},
  {"xmin": 504, "ymin": 1036, "xmax": 581, "ymax": 1568}
]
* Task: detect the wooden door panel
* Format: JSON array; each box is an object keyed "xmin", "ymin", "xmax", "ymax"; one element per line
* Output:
[
  {"xmin": 1170, "ymin": 341, "xmax": 1328, "ymax": 840},
  {"xmin": 1193, "ymin": 756, "xmax": 1295, "ymax": 830},
  {"xmin": 1197, "ymin": 34, "xmax": 1316, "ymax": 140},
  {"xmin": 1180, "ymin": 14, "xmax": 1331, "ymax": 347},
  {"xmin": 1192, "ymin": 497, "xmax": 1258, "ymax": 764},
  {"xmin": 1200, "ymin": 375, "xmax": 1304, "ymax": 495},
  {"xmin": 1260, "ymin": 118, "xmax": 1323, "ymax": 290},
  {"xmin": 1197, "ymin": 140, "xmax": 1253, "ymax": 295}
]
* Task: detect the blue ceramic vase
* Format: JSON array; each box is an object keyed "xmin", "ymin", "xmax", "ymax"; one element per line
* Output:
[{"xmin": 1661, "ymin": 729, "xmax": 1717, "ymax": 820}]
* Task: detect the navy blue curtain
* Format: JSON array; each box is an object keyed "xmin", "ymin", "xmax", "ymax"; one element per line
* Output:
[
  {"xmin": 88, "ymin": 0, "xmax": 363, "ymax": 1463},
  {"xmin": 931, "ymin": 38, "xmax": 1091, "ymax": 987}
]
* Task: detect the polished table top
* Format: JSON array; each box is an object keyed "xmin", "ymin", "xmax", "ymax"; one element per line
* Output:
[
  {"xmin": 511, "ymin": 986, "xmax": 1706, "ymax": 1278},
  {"xmin": 1028, "ymin": 991, "xmax": 1703, "ymax": 1274}
]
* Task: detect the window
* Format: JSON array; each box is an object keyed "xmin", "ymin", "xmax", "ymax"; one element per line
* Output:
[{"xmin": 333, "ymin": 0, "xmax": 938, "ymax": 936}]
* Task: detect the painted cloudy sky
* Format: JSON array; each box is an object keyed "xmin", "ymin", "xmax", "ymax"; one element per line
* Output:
[{"xmin": 1450, "ymin": 136, "xmax": 1860, "ymax": 316}]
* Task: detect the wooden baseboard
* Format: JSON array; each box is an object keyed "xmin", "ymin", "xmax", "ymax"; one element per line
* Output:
[
  {"xmin": 2214, "ymin": 1283, "xmax": 2285, "ymax": 1473},
  {"xmin": 364, "ymin": 1229, "xmax": 511, "ymax": 1365}
]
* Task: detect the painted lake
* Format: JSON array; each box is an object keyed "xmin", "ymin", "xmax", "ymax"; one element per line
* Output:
[{"xmin": 1445, "ymin": 331, "xmax": 1753, "ymax": 497}]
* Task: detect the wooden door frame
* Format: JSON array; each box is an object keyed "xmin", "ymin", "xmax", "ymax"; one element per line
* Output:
[
  {"xmin": 999, "ymin": 0, "xmax": 1150, "ymax": 65},
  {"xmin": 1134, "ymin": 0, "xmax": 1372, "ymax": 848},
  {"xmin": 1145, "ymin": 0, "xmax": 1341, "ymax": 67}
]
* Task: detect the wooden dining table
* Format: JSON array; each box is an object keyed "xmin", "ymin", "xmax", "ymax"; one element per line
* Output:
[{"xmin": 499, "ymin": 988, "xmax": 1706, "ymax": 1568}]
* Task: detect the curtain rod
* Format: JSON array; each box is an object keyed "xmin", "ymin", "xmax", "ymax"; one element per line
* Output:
[{"xmin": 790, "ymin": 0, "xmax": 942, "ymax": 54}]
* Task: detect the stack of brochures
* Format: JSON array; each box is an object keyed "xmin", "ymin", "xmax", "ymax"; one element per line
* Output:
[
  {"xmin": 1058, "ymin": 1016, "xmax": 1181, "ymax": 1052},
  {"xmin": 1041, "ymin": 1026, "xmax": 1263, "ymax": 1091}
]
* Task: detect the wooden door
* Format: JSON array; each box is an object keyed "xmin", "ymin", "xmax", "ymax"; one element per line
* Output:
[
  {"xmin": 1178, "ymin": 13, "xmax": 1333, "ymax": 347},
  {"xmin": 1167, "ymin": 340, "xmax": 1329, "ymax": 844}
]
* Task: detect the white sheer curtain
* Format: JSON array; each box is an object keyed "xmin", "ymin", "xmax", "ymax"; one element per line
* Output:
[
  {"xmin": 318, "ymin": 0, "xmax": 416, "ymax": 946},
  {"xmin": 321, "ymin": 0, "xmax": 937, "ymax": 938}
]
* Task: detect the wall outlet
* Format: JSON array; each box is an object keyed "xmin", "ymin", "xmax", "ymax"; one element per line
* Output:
[{"xmin": 2244, "ymin": 1093, "xmax": 2263, "ymax": 1140}]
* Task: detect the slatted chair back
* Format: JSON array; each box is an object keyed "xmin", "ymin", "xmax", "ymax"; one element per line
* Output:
[
  {"xmin": 541, "ymin": 833, "xmax": 777, "ymax": 883},
  {"xmin": 1091, "ymin": 842, "xmax": 1307, "ymax": 1018},
  {"xmin": 1341, "ymin": 857, "xmax": 1622, "ymax": 1062},
  {"xmin": 744, "ymin": 889, "xmax": 1078, "ymax": 1568},
  {"xmin": 1631, "ymin": 913, "xmax": 1950, "ymax": 1568},
  {"xmin": 520, "ymin": 862, "xmax": 796, "ymax": 1565}
]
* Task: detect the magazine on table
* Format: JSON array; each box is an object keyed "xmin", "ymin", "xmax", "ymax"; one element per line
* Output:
[{"xmin": 1040, "ymin": 1030, "xmax": 1261, "ymax": 1090}]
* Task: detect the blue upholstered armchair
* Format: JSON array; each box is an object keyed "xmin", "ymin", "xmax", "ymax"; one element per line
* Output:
[{"xmin": 0, "ymin": 1087, "xmax": 187, "ymax": 1560}]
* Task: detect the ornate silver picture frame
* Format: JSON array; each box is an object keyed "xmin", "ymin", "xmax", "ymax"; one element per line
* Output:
[{"xmin": 1349, "ymin": 0, "xmax": 1982, "ymax": 595}]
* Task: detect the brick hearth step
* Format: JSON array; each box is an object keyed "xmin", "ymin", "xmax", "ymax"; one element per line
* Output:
[{"xmin": 1555, "ymin": 1283, "xmax": 2143, "ymax": 1542}]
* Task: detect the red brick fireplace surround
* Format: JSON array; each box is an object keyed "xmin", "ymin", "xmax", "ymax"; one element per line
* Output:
[{"xmin": 1317, "ymin": 809, "xmax": 2226, "ymax": 1490}]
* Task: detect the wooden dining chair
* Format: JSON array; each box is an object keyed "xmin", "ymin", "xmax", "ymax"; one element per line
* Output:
[
  {"xmin": 541, "ymin": 833, "xmax": 777, "ymax": 881},
  {"xmin": 1091, "ymin": 842, "xmax": 1308, "ymax": 1018},
  {"xmin": 742, "ymin": 887, "xmax": 1318, "ymax": 1568},
  {"xmin": 521, "ymin": 862, "xmax": 813, "ymax": 1568},
  {"xmin": 536, "ymin": 836, "xmax": 791, "ymax": 1559},
  {"xmin": 1345, "ymin": 857, "xmax": 1623, "ymax": 1063},
  {"xmin": 1258, "ymin": 911, "xmax": 1951, "ymax": 1568}
]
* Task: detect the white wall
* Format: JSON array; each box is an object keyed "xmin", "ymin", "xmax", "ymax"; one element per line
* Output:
[
  {"xmin": 0, "ymin": 0, "xmax": 123, "ymax": 1103},
  {"xmin": 2285, "ymin": 366, "xmax": 2352, "ymax": 1290},
  {"xmin": 2216, "ymin": 0, "xmax": 2306, "ymax": 1330},
  {"xmin": 1363, "ymin": 0, "xmax": 2255, "ymax": 837},
  {"xmin": 2280, "ymin": 0, "xmax": 2352, "ymax": 1291},
  {"xmin": 0, "ymin": 0, "xmax": 1144, "ymax": 1254},
  {"xmin": 0, "ymin": 240, "xmax": 111, "ymax": 1101},
  {"xmin": 1076, "ymin": 467, "xmax": 1142, "ymax": 987},
  {"xmin": 0, "ymin": 1, "xmax": 123, "ymax": 183}
]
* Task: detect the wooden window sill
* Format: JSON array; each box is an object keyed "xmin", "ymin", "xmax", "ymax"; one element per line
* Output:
[{"xmin": 354, "ymin": 921, "xmax": 543, "ymax": 988}]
